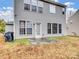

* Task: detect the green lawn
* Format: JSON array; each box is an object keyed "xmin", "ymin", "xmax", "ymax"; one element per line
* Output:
[
  {"xmin": 48, "ymin": 36, "xmax": 79, "ymax": 40},
  {"xmin": 5, "ymin": 38, "xmax": 31, "ymax": 47},
  {"xmin": 48, "ymin": 36, "xmax": 68, "ymax": 40}
]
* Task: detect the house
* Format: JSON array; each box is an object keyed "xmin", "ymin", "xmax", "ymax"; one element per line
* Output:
[
  {"xmin": 67, "ymin": 10, "xmax": 79, "ymax": 36},
  {"xmin": 14, "ymin": 0, "xmax": 66, "ymax": 39},
  {"xmin": 66, "ymin": 8, "xmax": 77, "ymax": 23},
  {"xmin": 5, "ymin": 21, "xmax": 14, "ymax": 33}
]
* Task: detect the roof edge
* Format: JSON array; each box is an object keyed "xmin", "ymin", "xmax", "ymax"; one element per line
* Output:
[
  {"xmin": 40, "ymin": 0, "xmax": 66, "ymax": 8},
  {"xmin": 69, "ymin": 9, "xmax": 79, "ymax": 18}
]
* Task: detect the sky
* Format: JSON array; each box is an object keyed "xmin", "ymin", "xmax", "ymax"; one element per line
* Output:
[
  {"xmin": 59, "ymin": 0, "xmax": 79, "ymax": 9},
  {"xmin": 0, "ymin": 0, "xmax": 13, "ymax": 9},
  {"xmin": 0, "ymin": 0, "xmax": 13, "ymax": 22},
  {"xmin": 0, "ymin": 0, "xmax": 79, "ymax": 21}
]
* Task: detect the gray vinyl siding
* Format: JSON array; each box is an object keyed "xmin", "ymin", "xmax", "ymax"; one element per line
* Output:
[
  {"xmin": 14, "ymin": 0, "xmax": 66, "ymax": 39},
  {"xmin": 67, "ymin": 10, "xmax": 79, "ymax": 36}
]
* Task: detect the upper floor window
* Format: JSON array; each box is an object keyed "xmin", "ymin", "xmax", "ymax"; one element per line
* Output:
[
  {"xmin": 38, "ymin": 1, "xmax": 43, "ymax": 13},
  {"xmin": 32, "ymin": 5, "xmax": 37, "ymax": 12},
  {"xmin": 38, "ymin": 7, "xmax": 43, "ymax": 13},
  {"xmin": 49, "ymin": 4, "xmax": 56, "ymax": 13},
  {"xmin": 24, "ymin": 4, "xmax": 30, "ymax": 10},
  {"xmin": 24, "ymin": 0, "xmax": 43, "ymax": 13},
  {"xmin": 24, "ymin": 0, "xmax": 30, "ymax": 10}
]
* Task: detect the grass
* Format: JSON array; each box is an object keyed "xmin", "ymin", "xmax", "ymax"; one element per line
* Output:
[
  {"xmin": 5, "ymin": 38, "xmax": 31, "ymax": 48},
  {"xmin": 48, "ymin": 36, "xmax": 79, "ymax": 39},
  {"xmin": 1, "ymin": 36, "xmax": 79, "ymax": 59},
  {"xmin": 48, "ymin": 36, "xmax": 79, "ymax": 43},
  {"xmin": 48, "ymin": 36, "xmax": 79, "ymax": 47},
  {"xmin": 48, "ymin": 36, "xmax": 70, "ymax": 40}
]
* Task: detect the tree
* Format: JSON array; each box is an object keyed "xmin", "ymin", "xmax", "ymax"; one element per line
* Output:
[{"xmin": 0, "ymin": 19, "xmax": 6, "ymax": 33}]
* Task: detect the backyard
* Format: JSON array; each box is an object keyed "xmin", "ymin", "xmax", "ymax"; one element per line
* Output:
[{"xmin": 0, "ymin": 34, "xmax": 79, "ymax": 59}]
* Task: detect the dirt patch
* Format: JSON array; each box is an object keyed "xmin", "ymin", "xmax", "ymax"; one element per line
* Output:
[
  {"xmin": 0, "ymin": 36, "xmax": 79, "ymax": 59},
  {"xmin": 0, "ymin": 40, "xmax": 79, "ymax": 59},
  {"xmin": 0, "ymin": 33, "xmax": 5, "ymax": 44}
]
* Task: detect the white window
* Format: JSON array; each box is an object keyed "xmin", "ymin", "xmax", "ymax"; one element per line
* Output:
[
  {"xmin": 47, "ymin": 23, "xmax": 62, "ymax": 34},
  {"xmin": 59, "ymin": 24, "xmax": 62, "ymax": 33},
  {"xmin": 47, "ymin": 23, "xmax": 51, "ymax": 34},
  {"xmin": 38, "ymin": 1, "xmax": 43, "ymax": 13},
  {"xmin": 31, "ymin": 0, "xmax": 37, "ymax": 6},
  {"xmin": 52, "ymin": 23, "xmax": 57, "ymax": 34},
  {"xmin": 24, "ymin": 0, "xmax": 31, "ymax": 4},
  {"xmin": 24, "ymin": 0, "xmax": 31, "ymax": 11},
  {"xmin": 24, "ymin": 4, "xmax": 30, "ymax": 10},
  {"xmin": 19, "ymin": 21, "xmax": 26, "ymax": 35},
  {"xmin": 38, "ymin": 7, "xmax": 43, "ymax": 13},
  {"xmin": 24, "ymin": 0, "xmax": 44, "ymax": 13},
  {"xmin": 32, "ymin": 5, "xmax": 37, "ymax": 12},
  {"xmin": 27, "ymin": 21, "xmax": 32, "ymax": 35},
  {"xmin": 49, "ymin": 4, "xmax": 56, "ymax": 13},
  {"xmin": 38, "ymin": 1, "xmax": 43, "ymax": 7}
]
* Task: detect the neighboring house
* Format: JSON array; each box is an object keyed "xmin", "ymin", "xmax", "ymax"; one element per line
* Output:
[
  {"xmin": 67, "ymin": 10, "xmax": 79, "ymax": 36},
  {"xmin": 66, "ymin": 8, "xmax": 77, "ymax": 23},
  {"xmin": 14, "ymin": 0, "xmax": 66, "ymax": 39},
  {"xmin": 5, "ymin": 22, "xmax": 14, "ymax": 32}
]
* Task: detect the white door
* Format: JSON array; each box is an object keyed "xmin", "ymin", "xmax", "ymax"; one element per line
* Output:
[{"xmin": 35, "ymin": 23, "xmax": 42, "ymax": 38}]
